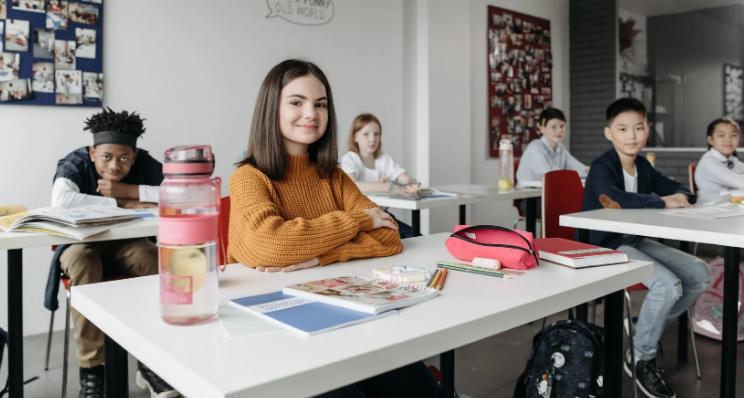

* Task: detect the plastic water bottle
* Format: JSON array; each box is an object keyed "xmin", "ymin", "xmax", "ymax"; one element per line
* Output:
[
  {"xmin": 158, "ymin": 145, "xmax": 221, "ymax": 326},
  {"xmin": 498, "ymin": 139, "xmax": 515, "ymax": 191}
]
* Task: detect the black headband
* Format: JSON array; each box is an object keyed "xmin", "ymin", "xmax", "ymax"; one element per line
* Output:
[{"xmin": 92, "ymin": 131, "xmax": 138, "ymax": 149}]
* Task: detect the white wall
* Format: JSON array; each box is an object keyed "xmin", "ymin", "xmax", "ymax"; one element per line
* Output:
[
  {"xmin": 0, "ymin": 0, "xmax": 405, "ymax": 336},
  {"xmin": 468, "ymin": 0, "xmax": 570, "ymax": 230}
]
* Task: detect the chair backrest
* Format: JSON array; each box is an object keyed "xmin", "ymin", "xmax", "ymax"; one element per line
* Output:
[
  {"xmin": 512, "ymin": 158, "xmax": 523, "ymax": 215},
  {"xmin": 688, "ymin": 161, "xmax": 698, "ymax": 195},
  {"xmin": 218, "ymin": 196, "xmax": 231, "ymax": 266},
  {"xmin": 542, "ymin": 170, "xmax": 584, "ymax": 240}
]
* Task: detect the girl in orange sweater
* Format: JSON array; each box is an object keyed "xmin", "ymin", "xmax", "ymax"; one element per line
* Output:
[{"xmin": 228, "ymin": 59, "xmax": 441, "ymax": 397}]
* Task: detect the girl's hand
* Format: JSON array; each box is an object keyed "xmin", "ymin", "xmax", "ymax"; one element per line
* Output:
[
  {"xmin": 257, "ymin": 258, "xmax": 320, "ymax": 273},
  {"xmin": 364, "ymin": 208, "xmax": 398, "ymax": 230},
  {"xmin": 378, "ymin": 178, "xmax": 389, "ymax": 183},
  {"xmin": 662, "ymin": 193, "xmax": 692, "ymax": 209}
]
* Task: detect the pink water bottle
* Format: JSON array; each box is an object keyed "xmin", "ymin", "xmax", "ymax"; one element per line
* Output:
[{"xmin": 158, "ymin": 145, "xmax": 221, "ymax": 326}]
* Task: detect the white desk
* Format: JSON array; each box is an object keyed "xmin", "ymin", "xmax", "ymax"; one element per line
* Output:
[
  {"xmin": 560, "ymin": 209, "xmax": 744, "ymax": 398},
  {"xmin": 73, "ymin": 233, "xmax": 652, "ymax": 398},
  {"xmin": 367, "ymin": 184, "xmax": 542, "ymax": 236},
  {"xmin": 0, "ymin": 210, "xmax": 159, "ymax": 398}
]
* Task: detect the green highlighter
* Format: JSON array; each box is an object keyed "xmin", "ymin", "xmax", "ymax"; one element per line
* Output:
[{"xmin": 436, "ymin": 261, "xmax": 513, "ymax": 279}]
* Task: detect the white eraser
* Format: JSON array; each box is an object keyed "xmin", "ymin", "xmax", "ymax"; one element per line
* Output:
[{"xmin": 473, "ymin": 257, "xmax": 501, "ymax": 270}]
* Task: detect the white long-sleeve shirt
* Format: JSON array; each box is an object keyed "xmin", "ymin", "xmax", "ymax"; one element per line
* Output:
[
  {"xmin": 516, "ymin": 137, "xmax": 588, "ymax": 186},
  {"xmin": 51, "ymin": 177, "xmax": 160, "ymax": 208},
  {"xmin": 694, "ymin": 148, "xmax": 744, "ymax": 202}
]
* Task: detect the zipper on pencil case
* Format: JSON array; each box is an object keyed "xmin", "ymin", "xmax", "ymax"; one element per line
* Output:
[{"xmin": 448, "ymin": 234, "xmax": 539, "ymax": 264}]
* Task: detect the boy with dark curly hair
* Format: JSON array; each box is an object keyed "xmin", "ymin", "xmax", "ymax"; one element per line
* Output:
[{"xmin": 46, "ymin": 108, "xmax": 179, "ymax": 398}]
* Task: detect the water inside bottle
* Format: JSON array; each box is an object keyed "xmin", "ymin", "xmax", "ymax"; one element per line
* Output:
[{"xmin": 159, "ymin": 242, "xmax": 219, "ymax": 326}]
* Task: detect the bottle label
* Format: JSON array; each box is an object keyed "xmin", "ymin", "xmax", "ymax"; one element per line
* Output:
[{"xmin": 160, "ymin": 275, "xmax": 193, "ymax": 305}]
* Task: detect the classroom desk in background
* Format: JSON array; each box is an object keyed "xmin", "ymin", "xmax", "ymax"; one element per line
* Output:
[
  {"xmin": 367, "ymin": 184, "xmax": 542, "ymax": 236},
  {"xmin": 72, "ymin": 233, "xmax": 651, "ymax": 398}
]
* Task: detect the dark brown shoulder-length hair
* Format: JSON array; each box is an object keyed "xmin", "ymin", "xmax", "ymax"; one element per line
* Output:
[
  {"xmin": 347, "ymin": 113, "xmax": 382, "ymax": 158},
  {"xmin": 237, "ymin": 59, "xmax": 339, "ymax": 180}
]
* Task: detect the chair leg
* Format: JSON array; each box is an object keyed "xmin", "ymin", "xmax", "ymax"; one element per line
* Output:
[
  {"xmin": 44, "ymin": 310, "xmax": 55, "ymax": 371},
  {"xmin": 692, "ymin": 242, "xmax": 699, "ymax": 256},
  {"xmin": 62, "ymin": 290, "xmax": 71, "ymax": 398},
  {"xmin": 541, "ymin": 317, "xmax": 547, "ymax": 329},
  {"xmin": 591, "ymin": 300, "xmax": 597, "ymax": 325},
  {"xmin": 513, "ymin": 218, "xmax": 520, "ymax": 229},
  {"xmin": 688, "ymin": 310, "xmax": 701, "ymax": 379},
  {"xmin": 625, "ymin": 291, "xmax": 638, "ymax": 398}
]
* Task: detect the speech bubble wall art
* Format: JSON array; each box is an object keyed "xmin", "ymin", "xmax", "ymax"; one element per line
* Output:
[{"xmin": 266, "ymin": 0, "xmax": 334, "ymax": 26}]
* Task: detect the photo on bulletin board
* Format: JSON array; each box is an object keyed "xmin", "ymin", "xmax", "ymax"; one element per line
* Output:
[
  {"xmin": 724, "ymin": 64, "xmax": 743, "ymax": 123},
  {"xmin": 487, "ymin": 6, "xmax": 552, "ymax": 158},
  {"xmin": 0, "ymin": 0, "xmax": 103, "ymax": 107}
]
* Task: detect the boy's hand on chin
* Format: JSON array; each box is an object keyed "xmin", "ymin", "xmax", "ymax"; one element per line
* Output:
[
  {"xmin": 97, "ymin": 180, "xmax": 138, "ymax": 199},
  {"xmin": 662, "ymin": 193, "xmax": 692, "ymax": 209}
]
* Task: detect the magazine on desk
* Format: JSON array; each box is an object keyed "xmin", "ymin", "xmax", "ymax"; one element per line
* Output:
[
  {"xmin": 0, "ymin": 205, "xmax": 152, "ymax": 240},
  {"xmin": 419, "ymin": 188, "xmax": 480, "ymax": 199}
]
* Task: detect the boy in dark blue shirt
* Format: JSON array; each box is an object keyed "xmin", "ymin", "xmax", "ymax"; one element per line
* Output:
[{"xmin": 581, "ymin": 98, "xmax": 710, "ymax": 398}]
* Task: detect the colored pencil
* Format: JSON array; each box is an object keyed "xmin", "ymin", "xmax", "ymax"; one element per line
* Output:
[
  {"xmin": 436, "ymin": 269, "xmax": 448, "ymax": 290},
  {"xmin": 437, "ymin": 262, "xmax": 512, "ymax": 279},
  {"xmin": 427, "ymin": 269, "xmax": 441, "ymax": 288}
]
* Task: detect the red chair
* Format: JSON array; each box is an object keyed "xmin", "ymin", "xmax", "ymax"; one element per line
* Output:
[
  {"xmin": 44, "ymin": 245, "xmax": 137, "ymax": 398},
  {"xmin": 624, "ymin": 283, "xmax": 701, "ymax": 397},
  {"xmin": 541, "ymin": 170, "xmax": 583, "ymax": 240},
  {"xmin": 688, "ymin": 162, "xmax": 698, "ymax": 196},
  {"xmin": 218, "ymin": 196, "xmax": 231, "ymax": 266}
]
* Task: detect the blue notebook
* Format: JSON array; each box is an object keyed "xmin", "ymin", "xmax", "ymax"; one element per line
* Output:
[{"xmin": 229, "ymin": 292, "xmax": 396, "ymax": 337}]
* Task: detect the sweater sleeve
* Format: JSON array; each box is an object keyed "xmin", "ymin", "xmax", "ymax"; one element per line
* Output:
[
  {"xmin": 316, "ymin": 170, "xmax": 403, "ymax": 266},
  {"xmin": 227, "ymin": 166, "xmax": 375, "ymax": 268}
]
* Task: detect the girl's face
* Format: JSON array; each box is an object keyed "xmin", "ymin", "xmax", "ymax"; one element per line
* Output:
[
  {"xmin": 354, "ymin": 122, "xmax": 381, "ymax": 156},
  {"xmin": 708, "ymin": 122, "xmax": 741, "ymax": 157},
  {"xmin": 279, "ymin": 75, "xmax": 329, "ymax": 155},
  {"xmin": 539, "ymin": 118, "xmax": 565, "ymax": 146}
]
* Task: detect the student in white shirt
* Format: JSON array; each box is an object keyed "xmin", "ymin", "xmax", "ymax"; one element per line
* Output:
[
  {"xmin": 515, "ymin": 107, "xmax": 589, "ymax": 217},
  {"xmin": 694, "ymin": 117, "xmax": 744, "ymax": 202},
  {"xmin": 340, "ymin": 113, "xmax": 416, "ymax": 237}
]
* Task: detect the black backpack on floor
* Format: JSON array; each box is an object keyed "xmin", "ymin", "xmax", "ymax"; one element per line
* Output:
[{"xmin": 513, "ymin": 319, "xmax": 604, "ymax": 398}]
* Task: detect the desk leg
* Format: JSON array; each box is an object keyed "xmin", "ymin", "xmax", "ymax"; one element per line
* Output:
[
  {"xmin": 525, "ymin": 197, "xmax": 537, "ymax": 235},
  {"xmin": 412, "ymin": 210, "xmax": 421, "ymax": 237},
  {"xmin": 440, "ymin": 350, "xmax": 455, "ymax": 398},
  {"xmin": 576, "ymin": 303, "xmax": 588, "ymax": 323},
  {"xmin": 459, "ymin": 205, "xmax": 466, "ymax": 225},
  {"xmin": 720, "ymin": 247, "xmax": 741, "ymax": 398},
  {"xmin": 7, "ymin": 249, "xmax": 24, "ymax": 398},
  {"xmin": 603, "ymin": 290, "xmax": 623, "ymax": 398},
  {"xmin": 677, "ymin": 313, "xmax": 688, "ymax": 364},
  {"xmin": 104, "ymin": 334, "xmax": 129, "ymax": 398}
]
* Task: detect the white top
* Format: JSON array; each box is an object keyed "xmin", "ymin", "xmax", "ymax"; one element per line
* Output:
[
  {"xmin": 560, "ymin": 209, "xmax": 744, "ymax": 249},
  {"xmin": 71, "ymin": 233, "xmax": 652, "ymax": 398},
  {"xmin": 516, "ymin": 137, "xmax": 588, "ymax": 187},
  {"xmin": 367, "ymin": 184, "xmax": 541, "ymax": 210},
  {"xmin": 694, "ymin": 149, "xmax": 744, "ymax": 202},
  {"xmin": 51, "ymin": 177, "xmax": 160, "ymax": 208},
  {"xmin": 623, "ymin": 166, "xmax": 638, "ymax": 193},
  {"xmin": 340, "ymin": 151, "xmax": 406, "ymax": 183}
]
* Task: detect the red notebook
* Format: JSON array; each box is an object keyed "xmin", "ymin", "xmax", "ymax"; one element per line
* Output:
[{"xmin": 535, "ymin": 238, "xmax": 629, "ymax": 269}]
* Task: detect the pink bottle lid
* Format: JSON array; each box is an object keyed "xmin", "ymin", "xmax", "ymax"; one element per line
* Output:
[{"xmin": 163, "ymin": 145, "xmax": 215, "ymax": 176}]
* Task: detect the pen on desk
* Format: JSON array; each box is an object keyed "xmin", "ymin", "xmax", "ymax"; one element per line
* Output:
[{"xmin": 436, "ymin": 269, "xmax": 448, "ymax": 290}]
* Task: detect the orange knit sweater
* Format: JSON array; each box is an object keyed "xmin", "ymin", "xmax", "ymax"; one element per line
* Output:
[{"xmin": 227, "ymin": 154, "xmax": 403, "ymax": 268}]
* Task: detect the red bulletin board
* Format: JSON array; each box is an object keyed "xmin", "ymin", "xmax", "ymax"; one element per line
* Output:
[{"xmin": 487, "ymin": 6, "xmax": 552, "ymax": 157}]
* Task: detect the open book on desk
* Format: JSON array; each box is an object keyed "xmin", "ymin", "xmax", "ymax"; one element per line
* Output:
[
  {"xmin": 0, "ymin": 205, "xmax": 153, "ymax": 240},
  {"xmin": 419, "ymin": 188, "xmax": 480, "ymax": 199}
]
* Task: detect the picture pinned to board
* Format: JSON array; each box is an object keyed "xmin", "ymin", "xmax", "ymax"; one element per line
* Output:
[
  {"xmin": 0, "ymin": 52, "xmax": 20, "ymax": 81},
  {"xmin": 5, "ymin": 19, "xmax": 30, "ymax": 52},
  {"xmin": 32, "ymin": 61, "xmax": 53, "ymax": 92},
  {"xmin": 68, "ymin": 2, "xmax": 97, "ymax": 25},
  {"xmin": 488, "ymin": 6, "xmax": 552, "ymax": 157},
  {"xmin": 33, "ymin": 28, "xmax": 54, "ymax": 58},
  {"xmin": 12, "ymin": 0, "xmax": 45, "ymax": 13},
  {"xmin": 0, "ymin": 78, "xmax": 32, "ymax": 101},
  {"xmin": 54, "ymin": 39, "xmax": 75, "ymax": 69},
  {"xmin": 2, "ymin": 0, "xmax": 103, "ymax": 106},
  {"xmin": 55, "ymin": 68, "xmax": 81, "ymax": 104},
  {"xmin": 46, "ymin": 0, "xmax": 68, "ymax": 30}
]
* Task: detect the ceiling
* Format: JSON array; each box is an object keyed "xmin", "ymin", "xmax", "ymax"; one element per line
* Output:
[{"xmin": 620, "ymin": 0, "xmax": 743, "ymax": 16}]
